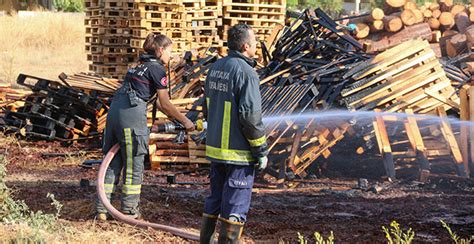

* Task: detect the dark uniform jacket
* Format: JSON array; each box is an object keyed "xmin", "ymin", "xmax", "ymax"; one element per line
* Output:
[
  {"xmin": 124, "ymin": 54, "xmax": 168, "ymax": 101},
  {"xmin": 205, "ymin": 50, "xmax": 269, "ymax": 165}
]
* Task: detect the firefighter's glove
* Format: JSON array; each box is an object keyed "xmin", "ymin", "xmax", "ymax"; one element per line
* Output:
[{"xmin": 256, "ymin": 156, "xmax": 268, "ymax": 171}]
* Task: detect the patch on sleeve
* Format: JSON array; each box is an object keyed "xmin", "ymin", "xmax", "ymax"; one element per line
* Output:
[{"xmin": 160, "ymin": 76, "xmax": 168, "ymax": 87}]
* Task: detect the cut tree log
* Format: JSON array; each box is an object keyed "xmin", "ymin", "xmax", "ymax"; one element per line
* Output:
[
  {"xmin": 440, "ymin": 0, "xmax": 453, "ymax": 12},
  {"xmin": 404, "ymin": 1, "xmax": 417, "ymax": 10},
  {"xmin": 446, "ymin": 33, "xmax": 467, "ymax": 57},
  {"xmin": 451, "ymin": 4, "xmax": 467, "ymax": 16},
  {"xmin": 387, "ymin": 0, "xmax": 407, "ymax": 8},
  {"xmin": 428, "ymin": 18, "xmax": 441, "ymax": 30},
  {"xmin": 412, "ymin": 9, "xmax": 424, "ymax": 23},
  {"xmin": 401, "ymin": 9, "xmax": 417, "ymax": 26},
  {"xmin": 423, "ymin": 9, "xmax": 433, "ymax": 18},
  {"xmin": 384, "ymin": 15, "xmax": 403, "ymax": 32},
  {"xmin": 372, "ymin": 8, "xmax": 385, "ymax": 20},
  {"xmin": 443, "ymin": 29, "xmax": 458, "ymax": 37},
  {"xmin": 371, "ymin": 20, "xmax": 385, "ymax": 32},
  {"xmin": 363, "ymin": 23, "xmax": 432, "ymax": 52},
  {"xmin": 356, "ymin": 23, "xmax": 370, "ymax": 39},
  {"xmin": 439, "ymin": 12, "xmax": 455, "ymax": 27},
  {"xmin": 455, "ymin": 12, "xmax": 471, "ymax": 33},
  {"xmin": 465, "ymin": 25, "xmax": 474, "ymax": 50},
  {"xmin": 432, "ymin": 9, "xmax": 442, "ymax": 18},
  {"xmin": 429, "ymin": 2, "xmax": 440, "ymax": 11}
]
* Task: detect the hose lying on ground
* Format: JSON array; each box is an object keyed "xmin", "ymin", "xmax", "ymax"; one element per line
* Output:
[{"xmin": 96, "ymin": 143, "xmax": 200, "ymax": 241}]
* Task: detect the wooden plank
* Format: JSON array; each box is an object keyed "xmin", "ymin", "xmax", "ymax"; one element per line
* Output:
[
  {"xmin": 437, "ymin": 107, "xmax": 469, "ymax": 177},
  {"xmin": 405, "ymin": 109, "xmax": 431, "ymax": 174},
  {"xmin": 469, "ymin": 87, "xmax": 474, "ymax": 172},
  {"xmin": 374, "ymin": 110, "xmax": 396, "ymax": 180},
  {"xmin": 459, "ymin": 87, "xmax": 470, "ymax": 172},
  {"xmin": 287, "ymin": 130, "xmax": 303, "ymax": 172}
]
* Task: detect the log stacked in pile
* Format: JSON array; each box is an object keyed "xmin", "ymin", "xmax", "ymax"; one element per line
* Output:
[
  {"xmin": 85, "ymin": 0, "xmax": 136, "ymax": 79},
  {"xmin": 353, "ymin": 0, "xmax": 474, "ymax": 57}
]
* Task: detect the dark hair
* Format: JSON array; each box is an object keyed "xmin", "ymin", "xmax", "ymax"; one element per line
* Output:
[
  {"xmin": 143, "ymin": 33, "xmax": 172, "ymax": 56},
  {"xmin": 227, "ymin": 24, "xmax": 252, "ymax": 51}
]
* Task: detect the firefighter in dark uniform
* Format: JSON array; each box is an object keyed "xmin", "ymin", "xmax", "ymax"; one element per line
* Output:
[
  {"xmin": 200, "ymin": 24, "xmax": 269, "ymax": 243},
  {"xmin": 96, "ymin": 33, "xmax": 195, "ymax": 221}
]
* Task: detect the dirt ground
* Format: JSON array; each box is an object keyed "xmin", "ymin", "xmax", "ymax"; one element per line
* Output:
[{"xmin": 2, "ymin": 138, "xmax": 474, "ymax": 243}]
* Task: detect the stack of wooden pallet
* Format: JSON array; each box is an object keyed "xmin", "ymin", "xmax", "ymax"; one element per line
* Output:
[
  {"xmin": 1, "ymin": 74, "xmax": 109, "ymax": 141},
  {"xmin": 341, "ymin": 39, "xmax": 459, "ymax": 114},
  {"xmin": 183, "ymin": 0, "xmax": 222, "ymax": 49},
  {"xmin": 130, "ymin": 0, "xmax": 188, "ymax": 55},
  {"xmin": 85, "ymin": 0, "xmax": 136, "ymax": 79},
  {"xmin": 147, "ymin": 97, "xmax": 206, "ymax": 169},
  {"xmin": 221, "ymin": 0, "xmax": 286, "ymax": 43}
]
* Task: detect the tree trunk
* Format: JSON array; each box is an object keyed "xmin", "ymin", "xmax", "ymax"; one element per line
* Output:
[
  {"xmin": 439, "ymin": 12, "xmax": 454, "ymax": 27},
  {"xmin": 387, "ymin": 0, "xmax": 407, "ymax": 8},
  {"xmin": 355, "ymin": 23, "xmax": 370, "ymax": 39},
  {"xmin": 455, "ymin": 12, "xmax": 470, "ymax": 33},
  {"xmin": 371, "ymin": 8, "xmax": 385, "ymax": 20},
  {"xmin": 383, "ymin": 14, "xmax": 403, "ymax": 32},
  {"xmin": 401, "ymin": 9, "xmax": 417, "ymax": 26},
  {"xmin": 428, "ymin": 18, "xmax": 441, "ymax": 30},
  {"xmin": 446, "ymin": 33, "xmax": 467, "ymax": 57}
]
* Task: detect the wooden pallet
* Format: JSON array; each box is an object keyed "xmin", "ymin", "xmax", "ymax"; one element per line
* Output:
[
  {"xmin": 459, "ymin": 84, "xmax": 474, "ymax": 177},
  {"xmin": 372, "ymin": 108, "xmax": 469, "ymax": 180},
  {"xmin": 182, "ymin": 0, "xmax": 221, "ymax": 9},
  {"xmin": 84, "ymin": 18, "xmax": 129, "ymax": 27},
  {"xmin": 131, "ymin": 38, "xmax": 187, "ymax": 54},
  {"xmin": 104, "ymin": 0, "xmax": 134, "ymax": 9},
  {"xmin": 86, "ymin": 54, "xmax": 136, "ymax": 64},
  {"xmin": 85, "ymin": 36, "xmax": 131, "ymax": 46},
  {"xmin": 89, "ymin": 64, "xmax": 129, "ymax": 75},
  {"xmin": 59, "ymin": 72, "xmax": 122, "ymax": 95},
  {"xmin": 131, "ymin": 28, "xmax": 189, "ymax": 39},
  {"xmin": 341, "ymin": 40, "xmax": 459, "ymax": 114}
]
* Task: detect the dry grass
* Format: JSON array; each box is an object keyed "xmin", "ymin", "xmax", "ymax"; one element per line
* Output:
[
  {"xmin": 0, "ymin": 220, "xmax": 153, "ymax": 243},
  {"xmin": 0, "ymin": 11, "xmax": 88, "ymax": 85}
]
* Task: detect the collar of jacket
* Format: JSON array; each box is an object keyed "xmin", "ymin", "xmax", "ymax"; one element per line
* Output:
[
  {"xmin": 228, "ymin": 50, "xmax": 257, "ymax": 68},
  {"xmin": 139, "ymin": 54, "xmax": 162, "ymax": 64}
]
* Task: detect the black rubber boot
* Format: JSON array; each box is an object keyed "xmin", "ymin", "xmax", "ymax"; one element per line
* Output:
[
  {"xmin": 200, "ymin": 214, "xmax": 218, "ymax": 244},
  {"xmin": 217, "ymin": 218, "xmax": 244, "ymax": 244}
]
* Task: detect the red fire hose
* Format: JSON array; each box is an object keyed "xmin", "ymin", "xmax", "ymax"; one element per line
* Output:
[{"xmin": 97, "ymin": 143, "xmax": 200, "ymax": 241}]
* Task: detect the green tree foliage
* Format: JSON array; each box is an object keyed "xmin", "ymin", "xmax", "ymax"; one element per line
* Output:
[
  {"xmin": 53, "ymin": 0, "xmax": 84, "ymax": 12},
  {"xmin": 287, "ymin": 0, "xmax": 344, "ymax": 15}
]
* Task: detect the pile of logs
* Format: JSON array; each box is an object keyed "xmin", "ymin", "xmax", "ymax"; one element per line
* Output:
[{"xmin": 353, "ymin": 0, "xmax": 474, "ymax": 57}]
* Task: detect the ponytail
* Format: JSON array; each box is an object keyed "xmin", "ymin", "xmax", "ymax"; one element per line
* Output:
[{"xmin": 143, "ymin": 33, "xmax": 172, "ymax": 56}]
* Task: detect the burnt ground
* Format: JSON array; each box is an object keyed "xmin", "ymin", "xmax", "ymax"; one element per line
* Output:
[{"xmin": 2, "ymin": 139, "xmax": 474, "ymax": 243}]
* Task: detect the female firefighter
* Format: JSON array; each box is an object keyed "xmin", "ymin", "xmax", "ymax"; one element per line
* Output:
[{"xmin": 96, "ymin": 33, "xmax": 195, "ymax": 220}]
